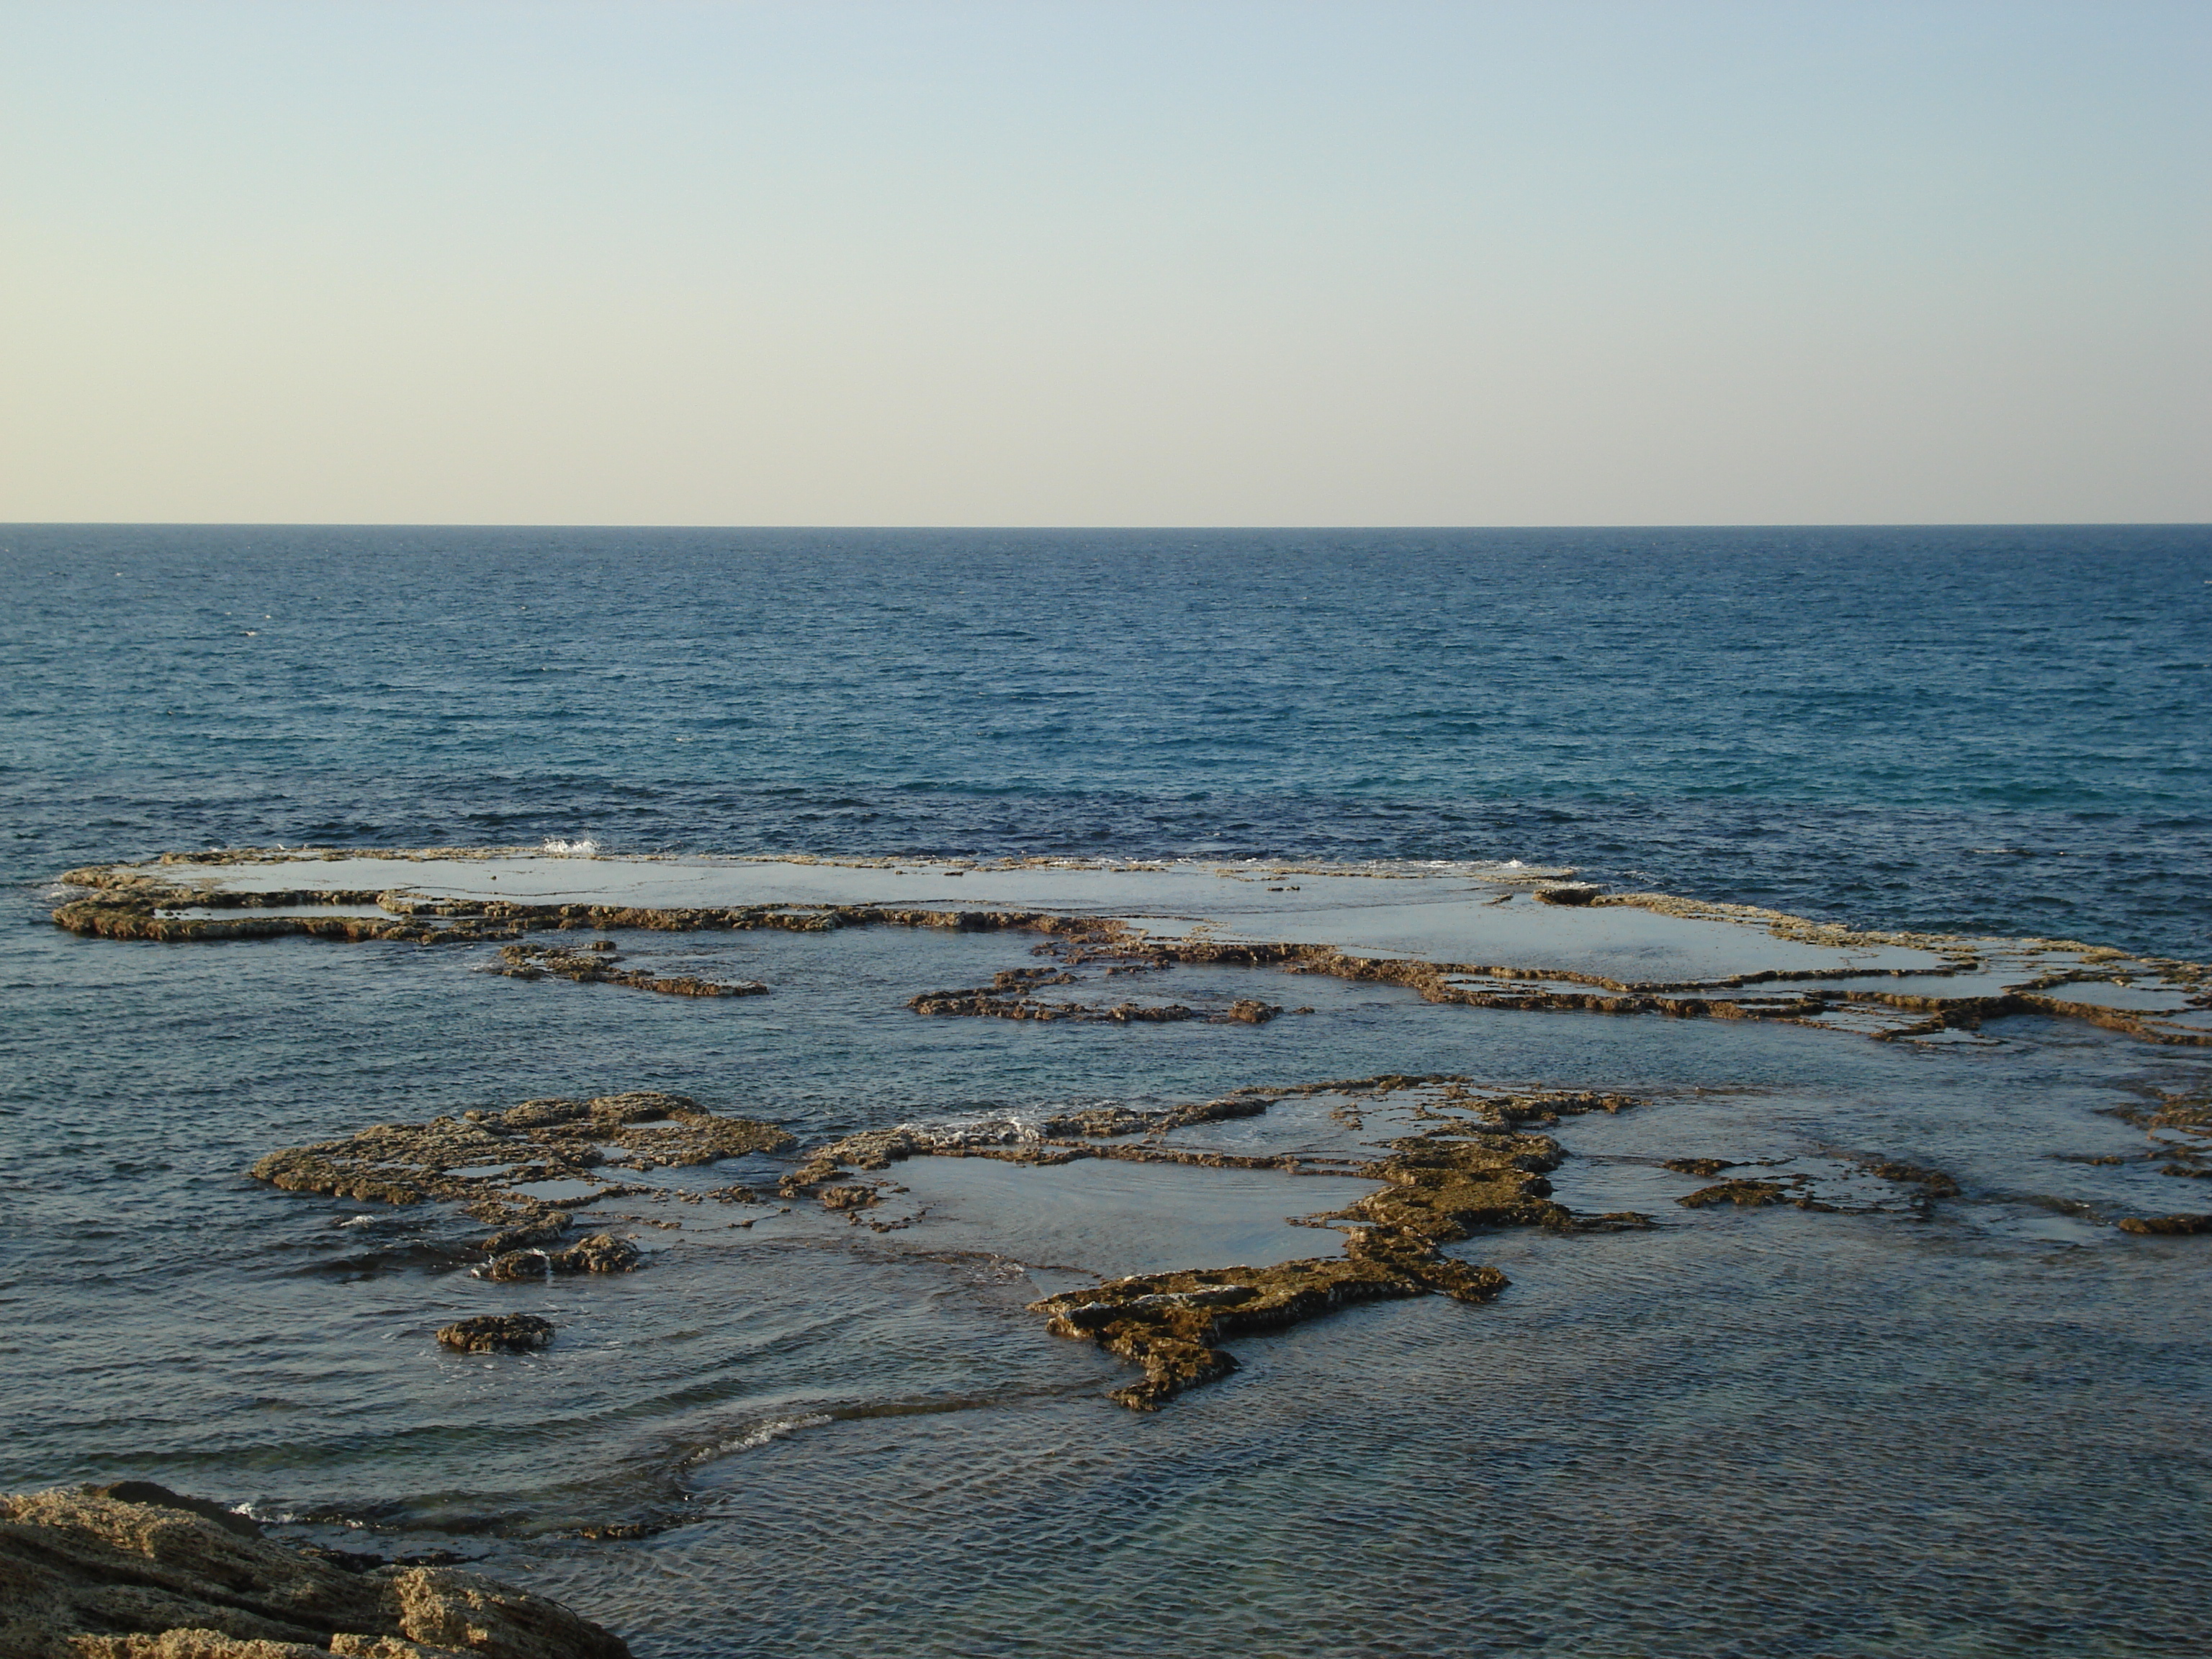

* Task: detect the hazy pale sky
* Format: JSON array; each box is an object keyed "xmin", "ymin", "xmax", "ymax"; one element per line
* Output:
[{"xmin": 1, "ymin": 0, "xmax": 2205, "ymax": 526}]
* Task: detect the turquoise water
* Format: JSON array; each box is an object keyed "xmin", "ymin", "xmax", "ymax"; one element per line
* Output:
[{"xmin": 1, "ymin": 525, "xmax": 2208, "ymax": 1656}]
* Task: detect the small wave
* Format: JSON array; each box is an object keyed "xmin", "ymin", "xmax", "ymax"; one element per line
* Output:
[
  {"xmin": 688, "ymin": 1413, "xmax": 832, "ymax": 1464},
  {"xmin": 541, "ymin": 837, "xmax": 601, "ymax": 857}
]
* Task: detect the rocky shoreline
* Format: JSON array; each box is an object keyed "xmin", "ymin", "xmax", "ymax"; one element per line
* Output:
[{"xmin": 0, "ymin": 1485, "xmax": 629, "ymax": 1658}]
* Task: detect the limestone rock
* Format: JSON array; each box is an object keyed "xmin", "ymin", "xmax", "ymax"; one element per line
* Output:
[{"xmin": 0, "ymin": 1488, "xmax": 628, "ymax": 1659}]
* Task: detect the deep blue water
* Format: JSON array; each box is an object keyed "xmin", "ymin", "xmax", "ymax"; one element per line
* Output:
[{"xmin": 4, "ymin": 523, "xmax": 2209, "ymax": 954}]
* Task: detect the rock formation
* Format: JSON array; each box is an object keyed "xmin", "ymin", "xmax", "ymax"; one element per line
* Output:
[{"xmin": 0, "ymin": 1485, "xmax": 629, "ymax": 1658}]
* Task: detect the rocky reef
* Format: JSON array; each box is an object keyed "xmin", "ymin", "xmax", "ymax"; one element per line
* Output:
[
  {"xmin": 252, "ymin": 1092, "xmax": 792, "ymax": 1210},
  {"xmin": 230, "ymin": 1059, "xmax": 2212, "ymax": 1413},
  {"xmin": 251, "ymin": 1092, "xmax": 793, "ymax": 1293},
  {"xmin": 1022, "ymin": 1095, "xmax": 1654, "ymax": 1410},
  {"xmin": 767, "ymin": 1079, "xmax": 1652, "ymax": 1407},
  {"xmin": 48, "ymin": 852, "xmax": 2212, "ymax": 1046},
  {"xmin": 0, "ymin": 1484, "xmax": 629, "ymax": 1658}
]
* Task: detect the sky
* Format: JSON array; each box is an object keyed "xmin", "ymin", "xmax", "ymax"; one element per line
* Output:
[{"xmin": 1, "ymin": 0, "xmax": 2206, "ymax": 526}]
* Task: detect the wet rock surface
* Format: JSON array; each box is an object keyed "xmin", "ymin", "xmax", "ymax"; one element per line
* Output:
[
  {"xmin": 1030, "ymin": 1248, "xmax": 1506, "ymax": 1411},
  {"xmin": 1663, "ymin": 1157, "xmax": 1741, "ymax": 1177},
  {"xmin": 482, "ymin": 1236, "xmax": 642, "ymax": 1282},
  {"xmin": 1676, "ymin": 1178, "xmax": 1797, "ymax": 1209},
  {"xmin": 251, "ymin": 1094, "xmax": 793, "ymax": 1211},
  {"xmin": 492, "ymin": 943, "xmax": 766, "ymax": 999},
  {"xmin": 2114, "ymin": 1213, "xmax": 2212, "ymax": 1236},
  {"xmin": 48, "ymin": 852, "xmax": 2212, "ymax": 1049},
  {"xmin": 0, "ymin": 1486, "xmax": 629, "ymax": 1659},
  {"xmin": 1018, "ymin": 1087, "xmax": 1653, "ymax": 1409},
  {"xmin": 435, "ymin": 1316, "xmax": 554, "ymax": 1354},
  {"xmin": 906, "ymin": 969, "xmax": 1282, "ymax": 1025},
  {"xmin": 772, "ymin": 1089, "xmax": 1283, "ymax": 1200}
]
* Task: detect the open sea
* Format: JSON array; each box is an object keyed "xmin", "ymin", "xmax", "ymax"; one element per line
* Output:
[{"xmin": 3, "ymin": 524, "xmax": 2209, "ymax": 1658}]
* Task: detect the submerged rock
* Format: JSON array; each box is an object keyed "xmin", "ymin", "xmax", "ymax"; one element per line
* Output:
[
  {"xmin": 1663, "ymin": 1157, "xmax": 1741, "ymax": 1177},
  {"xmin": 493, "ymin": 943, "xmax": 767, "ymax": 999},
  {"xmin": 907, "ymin": 981, "xmax": 1281, "ymax": 1025},
  {"xmin": 0, "ymin": 1485, "xmax": 629, "ymax": 1658},
  {"xmin": 1856, "ymin": 1158, "xmax": 1962, "ymax": 1197},
  {"xmin": 436, "ymin": 1315, "xmax": 554, "ymax": 1354},
  {"xmin": 1676, "ymin": 1178, "xmax": 1794, "ymax": 1208}
]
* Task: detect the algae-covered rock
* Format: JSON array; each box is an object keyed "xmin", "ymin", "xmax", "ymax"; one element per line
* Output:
[
  {"xmin": 0, "ymin": 1487, "xmax": 629, "ymax": 1658},
  {"xmin": 2115, "ymin": 1213, "xmax": 2212, "ymax": 1235},
  {"xmin": 493, "ymin": 943, "xmax": 767, "ymax": 999},
  {"xmin": 251, "ymin": 1094, "xmax": 793, "ymax": 1217},
  {"xmin": 1030, "ymin": 1239, "xmax": 1509, "ymax": 1411},
  {"xmin": 1857, "ymin": 1159, "xmax": 1961, "ymax": 1197},
  {"xmin": 481, "ymin": 1234, "xmax": 641, "ymax": 1282},
  {"xmin": 1676, "ymin": 1178, "xmax": 1793, "ymax": 1208},
  {"xmin": 1663, "ymin": 1157, "xmax": 1740, "ymax": 1177},
  {"xmin": 1331, "ymin": 1130, "xmax": 1575, "ymax": 1238},
  {"xmin": 435, "ymin": 1316, "xmax": 553, "ymax": 1354}
]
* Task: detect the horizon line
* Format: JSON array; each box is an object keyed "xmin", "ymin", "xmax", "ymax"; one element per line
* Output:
[{"xmin": 5, "ymin": 520, "xmax": 2209, "ymax": 534}]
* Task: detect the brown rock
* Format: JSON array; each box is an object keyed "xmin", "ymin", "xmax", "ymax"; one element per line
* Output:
[
  {"xmin": 434, "ymin": 1316, "xmax": 553, "ymax": 1354},
  {"xmin": 1676, "ymin": 1179, "xmax": 1791, "ymax": 1208},
  {"xmin": 1220, "ymin": 999, "xmax": 1280, "ymax": 1024},
  {"xmin": 1534, "ymin": 884, "xmax": 1601, "ymax": 906},
  {"xmin": 0, "ymin": 1487, "xmax": 629, "ymax": 1658},
  {"xmin": 2115, "ymin": 1213, "xmax": 2212, "ymax": 1235},
  {"xmin": 482, "ymin": 1235, "xmax": 640, "ymax": 1282},
  {"xmin": 1662, "ymin": 1157, "xmax": 1740, "ymax": 1177}
]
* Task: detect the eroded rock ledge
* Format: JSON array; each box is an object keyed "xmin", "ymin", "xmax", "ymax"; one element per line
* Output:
[
  {"xmin": 50, "ymin": 855, "xmax": 2212, "ymax": 1045},
  {"xmin": 251, "ymin": 1092, "xmax": 793, "ymax": 1278},
  {"xmin": 1021, "ymin": 1103, "xmax": 1653, "ymax": 1410},
  {"xmin": 778, "ymin": 1079, "xmax": 1651, "ymax": 1408},
  {"xmin": 0, "ymin": 1484, "xmax": 629, "ymax": 1658}
]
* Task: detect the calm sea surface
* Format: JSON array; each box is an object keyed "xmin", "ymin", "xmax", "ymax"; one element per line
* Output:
[{"xmin": 2, "ymin": 526, "xmax": 2208, "ymax": 1658}]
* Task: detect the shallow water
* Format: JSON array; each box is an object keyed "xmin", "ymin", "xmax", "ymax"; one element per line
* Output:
[{"xmin": 3, "ymin": 526, "xmax": 2209, "ymax": 1657}]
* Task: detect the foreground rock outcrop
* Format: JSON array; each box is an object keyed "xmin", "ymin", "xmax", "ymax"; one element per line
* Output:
[{"xmin": 0, "ymin": 1485, "xmax": 629, "ymax": 1659}]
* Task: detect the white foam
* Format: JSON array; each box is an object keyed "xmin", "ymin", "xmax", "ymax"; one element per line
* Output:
[{"xmin": 691, "ymin": 1413, "xmax": 833, "ymax": 1463}]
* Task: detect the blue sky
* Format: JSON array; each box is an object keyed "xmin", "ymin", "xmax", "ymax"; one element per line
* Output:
[{"xmin": 1, "ymin": 0, "xmax": 2205, "ymax": 524}]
